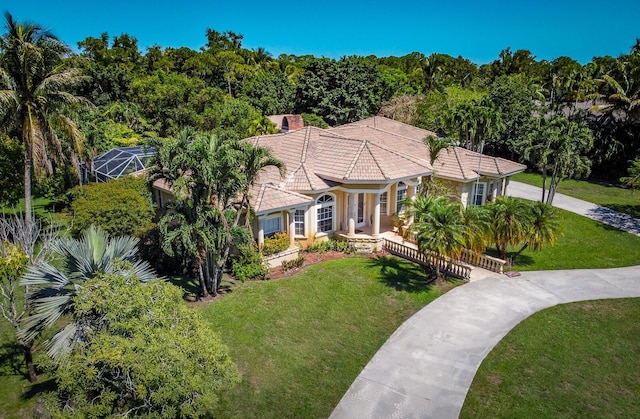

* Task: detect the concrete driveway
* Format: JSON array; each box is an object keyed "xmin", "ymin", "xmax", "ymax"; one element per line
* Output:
[
  {"xmin": 331, "ymin": 182, "xmax": 640, "ymax": 418},
  {"xmin": 330, "ymin": 266, "xmax": 640, "ymax": 418}
]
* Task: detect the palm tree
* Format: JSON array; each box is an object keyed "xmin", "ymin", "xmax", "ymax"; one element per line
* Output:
[
  {"xmin": 20, "ymin": 225, "xmax": 156, "ymax": 360},
  {"xmin": 489, "ymin": 197, "xmax": 532, "ymax": 260},
  {"xmin": 411, "ymin": 198, "xmax": 465, "ymax": 280},
  {"xmin": 512, "ymin": 201, "xmax": 560, "ymax": 259},
  {"xmin": 0, "ymin": 13, "xmax": 89, "ymax": 228},
  {"xmin": 149, "ymin": 130, "xmax": 284, "ymax": 296},
  {"xmin": 461, "ymin": 204, "xmax": 491, "ymax": 253}
]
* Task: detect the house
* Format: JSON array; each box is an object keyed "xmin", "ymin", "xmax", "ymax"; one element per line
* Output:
[{"xmin": 152, "ymin": 116, "xmax": 526, "ymax": 257}]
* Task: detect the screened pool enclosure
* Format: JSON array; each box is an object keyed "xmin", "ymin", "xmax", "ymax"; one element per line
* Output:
[{"xmin": 91, "ymin": 146, "xmax": 156, "ymax": 182}]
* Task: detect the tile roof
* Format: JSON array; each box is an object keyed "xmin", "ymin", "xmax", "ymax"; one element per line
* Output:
[
  {"xmin": 153, "ymin": 116, "xmax": 526, "ymax": 214},
  {"xmin": 251, "ymin": 183, "xmax": 313, "ymax": 214}
]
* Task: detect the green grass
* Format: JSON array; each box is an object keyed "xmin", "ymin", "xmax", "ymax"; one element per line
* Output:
[
  {"xmin": 461, "ymin": 298, "xmax": 640, "ymax": 418},
  {"xmin": 504, "ymin": 207, "xmax": 640, "ymax": 271},
  {"xmin": 1, "ymin": 196, "xmax": 67, "ymax": 228},
  {"xmin": 512, "ymin": 172, "xmax": 640, "ymax": 218},
  {"xmin": 200, "ymin": 256, "xmax": 458, "ymax": 418}
]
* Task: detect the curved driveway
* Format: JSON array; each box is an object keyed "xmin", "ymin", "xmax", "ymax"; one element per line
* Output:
[{"xmin": 331, "ymin": 182, "xmax": 640, "ymax": 418}]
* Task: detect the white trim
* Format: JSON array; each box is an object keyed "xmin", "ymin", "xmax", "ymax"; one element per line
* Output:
[{"xmin": 316, "ymin": 193, "xmax": 336, "ymax": 233}]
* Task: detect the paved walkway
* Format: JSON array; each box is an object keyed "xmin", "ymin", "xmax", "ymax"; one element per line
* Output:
[
  {"xmin": 507, "ymin": 181, "xmax": 640, "ymax": 236},
  {"xmin": 331, "ymin": 182, "xmax": 640, "ymax": 418}
]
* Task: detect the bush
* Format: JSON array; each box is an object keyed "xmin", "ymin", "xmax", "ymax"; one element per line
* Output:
[
  {"xmin": 281, "ymin": 255, "xmax": 305, "ymax": 272},
  {"xmin": 307, "ymin": 239, "xmax": 354, "ymax": 254},
  {"xmin": 262, "ymin": 232, "xmax": 290, "ymax": 256},
  {"xmin": 68, "ymin": 176, "xmax": 154, "ymax": 236},
  {"xmin": 232, "ymin": 245, "xmax": 269, "ymax": 281},
  {"xmin": 48, "ymin": 274, "xmax": 240, "ymax": 417}
]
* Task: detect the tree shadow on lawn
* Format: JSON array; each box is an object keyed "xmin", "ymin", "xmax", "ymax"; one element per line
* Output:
[
  {"xmin": 0, "ymin": 342, "xmax": 26, "ymax": 377},
  {"xmin": 367, "ymin": 256, "xmax": 435, "ymax": 293}
]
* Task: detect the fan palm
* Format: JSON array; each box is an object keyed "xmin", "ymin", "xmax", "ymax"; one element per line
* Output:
[
  {"xmin": 20, "ymin": 225, "xmax": 156, "ymax": 359},
  {"xmin": 0, "ymin": 13, "xmax": 90, "ymax": 228}
]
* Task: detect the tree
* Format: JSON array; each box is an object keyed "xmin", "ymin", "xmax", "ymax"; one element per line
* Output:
[
  {"xmin": 148, "ymin": 130, "xmax": 285, "ymax": 295},
  {"xmin": 621, "ymin": 158, "xmax": 640, "ymax": 189},
  {"xmin": 241, "ymin": 70, "xmax": 295, "ymax": 115},
  {"xmin": 460, "ymin": 204, "xmax": 491, "ymax": 253},
  {"xmin": 448, "ymin": 98, "xmax": 504, "ymax": 152},
  {"xmin": 0, "ymin": 12, "xmax": 89, "ymax": 229},
  {"xmin": 294, "ymin": 57, "xmax": 388, "ymax": 125},
  {"xmin": 0, "ymin": 134, "xmax": 23, "ymax": 206},
  {"xmin": 411, "ymin": 197, "xmax": 465, "ymax": 280},
  {"xmin": 522, "ymin": 114, "xmax": 593, "ymax": 204},
  {"xmin": 489, "ymin": 197, "xmax": 532, "ymax": 260},
  {"xmin": 513, "ymin": 201, "xmax": 560, "ymax": 259},
  {"xmin": 48, "ymin": 273, "xmax": 240, "ymax": 417},
  {"xmin": 0, "ymin": 213, "xmax": 61, "ymax": 381},
  {"xmin": 20, "ymin": 225, "xmax": 156, "ymax": 359},
  {"xmin": 247, "ymin": 115, "xmax": 278, "ymax": 136},
  {"xmin": 68, "ymin": 176, "xmax": 154, "ymax": 236},
  {"xmin": 485, "ymin": 74, "xmax": 540, "ymax": 158}
]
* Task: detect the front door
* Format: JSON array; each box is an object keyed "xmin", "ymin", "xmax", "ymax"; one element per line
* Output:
[{"xmin": 356, "ymin": 193, "xmax": 366, "ymax": 227}]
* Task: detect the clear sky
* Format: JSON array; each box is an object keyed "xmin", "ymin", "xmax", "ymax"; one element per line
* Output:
[{"xmin": 3, "ymin": 0, "xmax": 640, "ymax": 64}]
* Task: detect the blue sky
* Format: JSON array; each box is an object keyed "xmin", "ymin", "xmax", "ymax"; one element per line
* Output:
[{"xmin": 3, "ymin": 0, "xmax": 640, "ymax": 64}]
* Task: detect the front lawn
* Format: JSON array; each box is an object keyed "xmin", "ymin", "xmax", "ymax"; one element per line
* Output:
[
  {"xmin": 201, "ymin": 256, "xmax": 457, "ymax": 418},
  {"xmin": 507, "ymin": 207, "xmax": 640, "ymax": 271},
  {"xmin": 512, "ymin": 172, "xmax": 640, "ymax": 218},
  {"xmin": 461, "ymin": 298, "xmax": 640, "ymax": 418}
]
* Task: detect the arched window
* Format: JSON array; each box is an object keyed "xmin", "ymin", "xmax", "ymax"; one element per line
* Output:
[{"xmin": 316, "ymin": 194, "xmax": 335, "ymax": 233}]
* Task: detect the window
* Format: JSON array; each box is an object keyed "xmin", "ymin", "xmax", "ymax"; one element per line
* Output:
[
  {"xmin": 471, "ymin": 183, "xmax": 485, "ymax": 206},
  {"xmin": 316, "ymin": 194, "xmax": 335, "ymax": 233},
  {"xmin": 487, "ymin": 182, "xmax": 495, "ymax": 202},
  {"xmin": 263, "ymin": 216, "xmax": 282, "ymax": 237},
  {"xmin": 396, "ymin": 182, "xmax": 407, "ymax": 213},
  {"xmin": 294, "ymin": 209, "xmax": 305, "ymax": 236},
  {"xmin": 380, "ymin": 192, "xmax": 387, "ymax": 215}
]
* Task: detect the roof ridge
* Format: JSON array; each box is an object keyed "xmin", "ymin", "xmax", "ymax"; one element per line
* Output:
[
  {"xmin": 344, "ymin": 140, "xmax": 369, "ymax": 179},
  {"xmin": 301, "ymin": 127, "xmax": 311, "ymax": 163},
  {"xmin": 367, "ymin": 140, "xmax": 432, "ymax": 168},
  {"xmin": 301, "ymin": 163, "xmax": 315, "ymax": 189},
  {"xmin": 366, "ymin": 141, "xmax": 389, "ymax": 180},
  {"xmin": 452, "ymin": 147, "xmax": 473, "ymax": 180}
]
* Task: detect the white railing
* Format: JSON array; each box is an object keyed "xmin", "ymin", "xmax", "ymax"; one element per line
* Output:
[
  {"xmin": 459, "ymin": 249, "xmax": 506, "ymax": 274},
  {"xmin": 383, "ymin": 239, "xmax": 472, "ymax": 281}
]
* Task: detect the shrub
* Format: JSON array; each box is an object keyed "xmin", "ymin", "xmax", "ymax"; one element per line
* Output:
[
  {"xmin": 262, "ymin": 232, "xmax": 290, "ymax": 256},
  {"xmin": 281, "ymin": 255, "xmax": 305, "ymax": 272},
  {"xmin": 68, "ymin": 176, "xmax": 154, "ymax": 236},
  {"xmin": 47, "ymin": 274, "xmax": 240, "ymax": 417},
  {"xmin": 232, "ymin": 244, "xmax": 269, "ymax": 281},
  {"xmin": 307, "ymin": 239, "xmax": 354, "ymax": 254}
]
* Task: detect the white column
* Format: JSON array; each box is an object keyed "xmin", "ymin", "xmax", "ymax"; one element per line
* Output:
[
  {"xmin": 347, "ymin": 192, "xmax": 356, "ymax": 236},
  {"xmin": 288, "ymin": 209, "xmax": 296, "ymax": 248},
  {"xmin": 257, "ymin": 217, "xmax": 265, "ymax": 249},
  {"xmin": 372, "ymin": 192, "xmax": 381, "ymax": 238},
  {"xmin": 503, "ymin": 177, "xmax": 510, "ymax": 196}
]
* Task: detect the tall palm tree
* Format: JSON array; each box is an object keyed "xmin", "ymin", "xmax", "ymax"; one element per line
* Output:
[
  {"xmin": 0, "ymin": 13, "xmax": 89, "ymax": 228},
  {"xmin": 149, "ymin": 130, "xmax": 283, "ymax": 296},
  {"xmin": 20, "ymin": 225, "xmax": 156, "ymax": 360}
]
